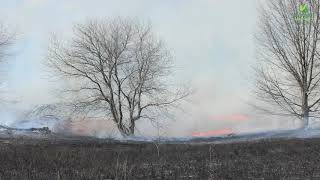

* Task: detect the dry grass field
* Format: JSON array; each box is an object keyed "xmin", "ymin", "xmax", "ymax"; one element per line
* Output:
[{"xmin": 0, "ymin": 137, "xmax": 319, "ymax": 179}]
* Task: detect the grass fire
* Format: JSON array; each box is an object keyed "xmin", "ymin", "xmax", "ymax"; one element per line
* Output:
[{"xmin": 1, "ymin": 0, "xmax": 320, "ymax": 179}]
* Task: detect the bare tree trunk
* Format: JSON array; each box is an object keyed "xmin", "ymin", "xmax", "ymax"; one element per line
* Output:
[
  {"xmin": 129, "ymin": 121, "xmax": 135, "ymax": 135},
  {"xmin": 117, "ymin": 124, "xmax": 130, "ymax": 137},
  {"xmin": 302, "ymin": 92, "xmax": 309, "ymax": 129}
]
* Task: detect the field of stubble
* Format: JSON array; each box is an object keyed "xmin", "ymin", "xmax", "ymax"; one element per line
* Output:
[{"xmin": 0, "ymin": 137, "xmax": 320, "ymax": 180}]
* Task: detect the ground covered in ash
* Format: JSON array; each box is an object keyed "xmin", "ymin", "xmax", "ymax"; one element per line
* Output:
[{"xmin": 0, "ymin": 137, "xmax": 320, "ymax": 180}]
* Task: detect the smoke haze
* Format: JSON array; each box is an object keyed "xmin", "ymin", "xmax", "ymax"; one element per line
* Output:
[{"xmin": 0, "ymin": 0, "xmax": 298, "ymax": 137}]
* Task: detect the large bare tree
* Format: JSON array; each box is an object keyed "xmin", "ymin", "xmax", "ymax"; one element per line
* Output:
[
  {"xmin": 255, "ymin": 0, "xmax": 320, "ymax": 128},
  {"xmin": 47, "ymin": 18, "xmax": 189, "ymax": 136}
]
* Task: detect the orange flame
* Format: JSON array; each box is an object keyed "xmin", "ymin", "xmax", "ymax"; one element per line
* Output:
[
  {"xmin": 209, "ymin": 113, "xmax": 250, "ymax": 122},
  {"xmin": 192, "ymin": 128, "xmax": 233, "ymax": 137}
]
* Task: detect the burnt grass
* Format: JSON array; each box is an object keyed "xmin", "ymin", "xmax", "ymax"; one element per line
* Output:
[{"xmin": 0, "ymin": 137, "xmax": 320, "ymax": 179}]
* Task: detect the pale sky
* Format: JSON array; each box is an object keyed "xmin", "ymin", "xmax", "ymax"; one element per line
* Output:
[{"xmin": 0, "ymin": 0, "xmax": 292, "ymax": 137}]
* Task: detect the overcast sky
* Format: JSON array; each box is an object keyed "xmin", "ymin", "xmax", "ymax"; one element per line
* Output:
[{"xmin": 0, "ymin": 0, "xmax": 292, "ymax": 136}]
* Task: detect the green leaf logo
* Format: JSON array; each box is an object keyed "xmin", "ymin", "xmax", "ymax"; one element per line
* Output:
[{"xmin": 299, "ymin": 3, "xmax": 309, "ymax": 14}]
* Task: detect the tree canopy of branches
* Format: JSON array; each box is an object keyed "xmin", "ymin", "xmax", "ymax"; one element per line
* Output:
[
  {"xmin": 255, "ymin": 0, "xmax": 320, "ymax": 128},
  {"xmin": 47, "ymin": 18, "xmax": 188, "ymax": 136}
]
